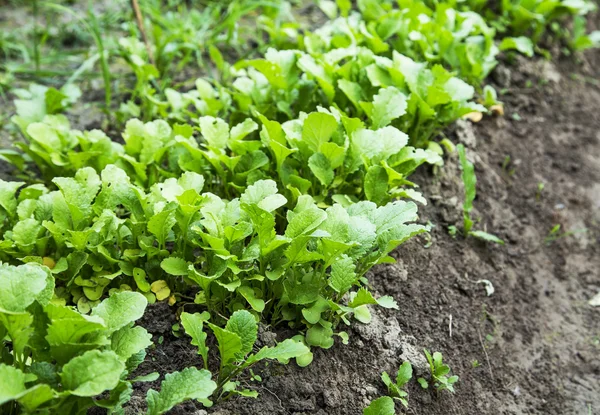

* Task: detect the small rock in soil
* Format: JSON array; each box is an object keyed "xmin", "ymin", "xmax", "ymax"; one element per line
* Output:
[
  {"xmin": 258, "ymin": 323, "xmax": 278, "ymax": 347},
  {"xmin": 492, "ymin": 64, "xmax": 512, "ymax": 88},
  {"xmin": 398, "ymin": 337, "xmax": 429, "ymax": 375},
  {"xmin": 323, "ymin": 389, "xmax": 342, "ymax": 407},
  {"xmin": 456, "ymin": 119, "xmax": 478, "ymax": 148}
]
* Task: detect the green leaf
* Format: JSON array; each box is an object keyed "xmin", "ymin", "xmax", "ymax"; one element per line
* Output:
[
  {"xmin": 372, "ymin": 200, "xmax": 420, "ymax": 234},
  {"xmin": 240, "ymin": 179, "xmax": 287, "ymax": 212},
  {"xmin": 245, "ymin": 338, "xmax": 310, "ymax": 365},
  {"xmin": 111, "ymin": 325, "xmax": 153, "ymax": 361},
  {"xmin": 181, "ymin": 312, "xmax": 210, "ymax": 366},
  {"xmin": 499, "ymin": 36, "xmax": 534, "ymax": 57},
  {"xmin": 16, "ymin": 384, "xmax": 56, "ymax": 412},
  {"xmin": 352, "ymin": 127, "xmax": 408, "ymax": 164},
  {"xmin": 320, "ymin": 142, "xmax": 346, "ymax": 169},
  {"xmin": 199, "ymin": 116, "xmax": 229, "ymax": 150},
  {"xmin": 349, "ymin": 288, "xmax": 376, "ymax": 308},
  {"xmin": 285, "ymin": 207, "xmax": 327, "ymax": 239},
  {"xmin": 178, "ymin": 171, "xmax": 205, "ymax": 193},
  {"xmin": 396, "ymin": 361, "xmax": 413, "ymax": 387},
  {"xmin": 0, "ymin": 364, "xmax": 27, "ymax": 405},
  {"xmin": 61, "ymin": 350, "xmax": 125, "ymax": 396},
  {"xmin": 376, "ymin": 295, "xmax": 398, "ymax": 309},
  {"xmin": 148, "ymin": 207, "xmax": 177, "ymax": 248},
  {"xmin": 371, "ymin": 87, "xmax": 407, "ymax": 129},
  {"xmin": 308, "ymin": 152, "xmax": 334, "ymax": 186},
  {"xmin": 208, "ymin": 324, "xmax": 243, "ymax": 365},
  {"xmin": 297, "ymin": 55, "xmax": 335, "ymax": 101},
  {"xmin": 364, "ymin": 165, "xmax": 389, "ymax": 205},
  {"xmin": 53, "ymin": 167, "xmax": 100, "ymax": 229},
  {"xmin": 45, "ymin": 304, "xmax": 106, "ymax": 363},
  {"xmin": 26, "ymin": 122, "xmax": 61, "ymax": 153},
  {"xmin": 364, "ymin": 396, "xmax": 395, "ymax": 415},
  {"xmin": 238, "ymin": 286, "xmax": 265, "ymax": 312},
  {"xmin": 91, "ymin": 291, "xmax": 148, "ymax": 333},
  {"xmin": 0, "ymin": 179, "xmax": 25, "ymax": 218},
  {"xmin": 328, "ymin": 254, "xmax": 356, "ymax": 293},
  {"xmin": 12, "ymin": 219, "xmax": 43, "ymax": 253},
  {"xmin": 469, "ymin": 230, "xmax": 504, "ymax": 245},
  {"xmin": 94, "ymin": 165, "xmax": 144, "ymax": 218},
  {"xmin": 146, "ymin": 367, "xmax": 217, "ymax": 415},
  {"xmin": 301, "ymin": 297, "xmax": 330, "ymax": 325},
  {"xmin": 302, "ymin": 112, "xmax": 338, "ymax": 153},
  {"xmin": 457, "ymin": 144, "xmax": 476, "ymax": 233},
  {"xmin": 305, "ymin": 323, "xmax": 334, "ymax": 349},
  {"xmin": 225, "ymin": 310, "xmax": 258, "ymax": 359},
  {"xmin": 0, "ymin": 263, "xmax": 49, "ymax": 313},
  {"xmin": 160, "ymin": 257, "xmax": 189, "ymax": 276},
  {"xmin": 133, "ymin": 268, "xmax": 151, "ymax": 292},
  {"xmin": 0, "ymin": 312, "xmax": 33, "ymax": 360},
  {"xmin": 338, "ymin": 79, "xmax": 363, "ymax": 110},
  {"xmin": 230, "ymin": 118, "xmax": 258, "ymax": 142}
]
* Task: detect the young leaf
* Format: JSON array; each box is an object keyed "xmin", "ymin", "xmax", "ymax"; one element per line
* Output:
[
  {"xmin": 364, "ymin": 165, "xmax": 389, "ymax": 205},
  {"xmin": 181, "ymin": 312, "xmax": 210, "ymax": 367},
  {"xmin": 91, "ymin": 291, "xmax": 148, "ymax": 333},
  {"xmin": 225, "ymin": 310, "xmax": 258, "ymax": 359},
  {"xmin": 285, "ymin": 208, "xmax": 327, "ymax": 239},
  {"xmin": 238, "ymin": 286, "xmax": 265, "ymax": 312},
  {"xmin": 147, "ymin": 207, "xmax": 177, "ymax": 249},
  {"xmin": 52, "ymin": 167, "xmax": 100, "ymax": 230},
  {"xmin": 245, "ymin": 338, "xmax": 310, "ymax": 366},
  {"xmin": 371, "ymin": 87, "xmax": 407, "ymax": 129},
  {"xmin": 0, "ymin": 263, "xmax": 49, "ymax": 313},
  {"xmin": 0, "ymin": 179, "xmax": 25, "ymax": 219},
  {"xmin": 396, "ymin": 361, "xmax": 413, "ymax": 387},
  {"xmin": 499, "ymin": 36, "xmax": 534, "ymax": 57},
  {"xmin": 61, "ymin": 350, "xmax": 125, "ymax": 396},
  {"xmin": 160, "ymin": 257, "xmax": 189, "ymax": 276},
  {"xmin": 208, "ymin": 324, "xmax": 243, "ymax": 365},
  {"xmin": 111, "ymin": 326, "xmax": 153, "ymax": 361},
  {"xmin": 469, "ymin": 230, "xmax": 504, "ymax": 245},
  {"xmin": 240, "ymin": 179, "xmax": 287, "ymax": 213},
  {"xmin": 364, "ymin": 396, "xmax": 395, "ymax": 415},
  {"xmin": 302, "ymin": 112, "xmax": 338, "ymax": 153},
  {"xmin": 305, "ymin": 324, "xmax": 334, "ymax": 349},
  {"xmin": 328, "ymin": 254, "xmax": 356, "ymax": 293},
  {"xmin": 0, "ymin": 364, "xmax": 27, "ymax": 405},
  {"xmin": 199, "ymin": 116, "xmax": 229, "ymax": 150},
  {"xmin": 308, "ymin": 152, "xmax": 334, "ymax": 186},
  {"xmin": 146, "ymin": 367, "xmax": 217, "ymax": 415}
]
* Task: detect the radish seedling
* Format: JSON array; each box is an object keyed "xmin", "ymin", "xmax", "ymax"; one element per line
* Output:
[
  {"xmin": 422, "ymin": 349, "xmax": 459, "ymax": 393},
  {"xmin": 381, "ymin": 361, "xmax": 413, "ymax": 407},
  {"xmin": 180, "ymin": 310, "xmax": 309, "ymax": 402}
]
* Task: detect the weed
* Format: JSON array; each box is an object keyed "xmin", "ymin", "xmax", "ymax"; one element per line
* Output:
[{"xmin": 456, "ymin": 144, "xmax": 504, "ymax": 244}]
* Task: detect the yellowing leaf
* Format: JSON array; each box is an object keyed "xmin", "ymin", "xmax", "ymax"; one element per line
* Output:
[
  {"xmin": 150, "ymin": 280, "xmax": 171, "ymax": 301},
  {"xmin": 490, "ymin": 104, "xmax": 504, "ymax": 116},
  {"xmin": 42, "ymin": 257, "xmax": 56, "ymax": 269},
  {"xmin": 463, "ymin": 112, "xmax": 483, "ymax": 122}
]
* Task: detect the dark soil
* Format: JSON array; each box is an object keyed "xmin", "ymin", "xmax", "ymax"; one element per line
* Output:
[{"xmin": 126, "ymin": 50, "xmax": 600, "ymax": 414}]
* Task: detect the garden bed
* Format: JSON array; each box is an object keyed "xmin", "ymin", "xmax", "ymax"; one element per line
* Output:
[
  {"xmin": 0, "ymin": 1, "xmax": 598, "ymax": 414},
  {"xmin": 123, "ymin": 51, "xmax": 600, "ymax": 415}
]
